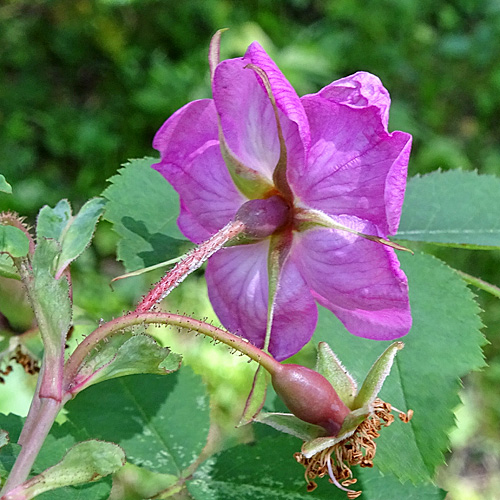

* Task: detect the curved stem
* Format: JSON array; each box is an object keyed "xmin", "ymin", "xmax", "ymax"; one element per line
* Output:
[{"xmin": 64, "ymin": 312, "xmax": 281, "ymax": 391}]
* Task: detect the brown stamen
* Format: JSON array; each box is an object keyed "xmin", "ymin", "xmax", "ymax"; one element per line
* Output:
[{"xmin": 295, "ymin": 398, "xmax": 413, "ymax": 498}]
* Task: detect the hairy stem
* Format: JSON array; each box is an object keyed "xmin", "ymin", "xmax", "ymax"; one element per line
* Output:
[
  {"xmin": 64, "ymin": 312, "xmax": 281, "ymax": 393},
  {"xmin": 135, "ymin": 220, "xmax": 245, "ymax": 313}
]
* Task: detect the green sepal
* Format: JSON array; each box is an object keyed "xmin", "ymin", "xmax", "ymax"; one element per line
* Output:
[
  {"xmin": 254, "ymin": 412, "xmax": 326, "ymax": 441},
  {"xmin": 238, "ymin": 365, "xmax": 269, "ymax": 426},
  {"xmin": 219, "ymin": 129, "xmax": 273, "ymax": 199},
  {"xmin": 68, "ymin": 332, "xmax": 182, "ymax": 396},
  {"xmin": 6, "ymin": 440, "xmax": 125, "ymax": 499},
  {"xmin": 353, "ymin": 341, "xmax": 404, "ymax": 410},
  {"xmin": 315, "ymin": 341, "xmax": 357, "ymax": 408},
  {"xmin": 300, "ymin": 407, "xmax": 370, "ymax": 459}
]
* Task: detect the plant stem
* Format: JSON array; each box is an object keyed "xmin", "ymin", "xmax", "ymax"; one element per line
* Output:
[
  {"xmin": 135, "ymin": 220, "xmax": 245, "ymax": 313},
  {"xmin": 457, "ymin": 270, "xmax": 500, "ymax": 299},
  {"xmin": 64, "ymin": 312, "xmax": 281, "ymax": 394},
  {"xmin": 0, "ymin": 398, "xmax": 61, "ymax": 496}
]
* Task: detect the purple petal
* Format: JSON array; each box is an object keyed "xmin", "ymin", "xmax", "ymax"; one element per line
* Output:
[
  {"xmin": 153, "ymin": 99, "xmax": 245, "ymax": 243},
  {"xmin": 213, "ymin": 57, "xmax": 306, "ymax": 183},
  {"xmin": 244, "ymin": 42, "xmax": 311, "ymax": 151},
  {"xmin": 310, "ymin": 71, "xmax": 392, "ymax": 129},
  {"xmin": 292, "ymin": 217, "xmax": 411, "ymax": 340},
  {"xmin": 205, "ymin": 241, "xmax": 317, "ymax": 361},
  {"xmin": 292, "ymin": 96, "xmax": 411, "ymax": 235}
]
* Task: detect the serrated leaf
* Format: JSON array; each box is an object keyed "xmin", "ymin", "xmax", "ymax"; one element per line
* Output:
[
  {"xmin": 0, "ymin": 175, "xmax": 12, "ymax": 194},
  {"xmin": 0, "ymin": 226, "xmax": 29, "ymax": 258},
  {"xmin": 70, "ymin": 332, "xmax": 182, "ymax": 395},
  {"xmin": 398, "ymin": 170, "xmax": 500, "ymax": 247},
  {"xmin": 36, "ymin": 198, "xmax": 106, "ymax": 279},
  {"xmin": 65, "ymin": 368, "xmax": 210, "ymax": 476},
  {"xmin": 313, "ymin": 252, "xmax": 485, "ymax": 483},
  {"xmin": 5, "ymin": 441, "xmax": 125, "ymax": 499},
  {"xmin": 187, "ymin": 434, "xmax": 446, "ymax": 499},
  {"xmin": 102, "ymin": 157, "xmax": 189, "ymax": 272}
]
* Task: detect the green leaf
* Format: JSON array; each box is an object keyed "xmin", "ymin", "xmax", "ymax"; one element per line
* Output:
[
  {"xmin": 0, "ymin": 430, "xmax": 8, "ymax": 449},
  {"xmin": 187, "ymin": 434, "xmax": 446, "ymax": 499},
  {"xmin": 0, "ymin": 226, "xmax": 29, "ymax": 258},
  {"xmin": 37, "ymin": 200, "xmax": 72, "ymax": 241},
  {"xmin": 0, "ymin": 175, "xmax": 12, "ymax": 194},
  {"xmin": 102, "ymin": 157, "xmax": 189, "ymax": 272},
  {"xmin": 65, "ymin": 367, "xmax": 210, "ymax": 476},
  {"xmin": 0, "ymin": 418, "xmax": 22, "ymax": 484},
  {"xmin": 7, "ymin": 441, "xmax": 125, "ymax": 499},
  {"xmin": 313, "ymin": 252, "xmax": 485, "ymax": 483},
  {"xmin": 37, "ymin": 198, "xmax": 106, "ymax": 278},
  {"xmin": 0, "ymin": 413, "xmax": 113, "ymax": 500},
  {"xmin": 398, "ymin": 170, "xmax": 500, "ymax": 248},
  {"xmin": 0, "ymin": 254, "xmax": 20, "ymax": 280},
  {"xmin": 70, "ymin": 332, "xmax": 182, "ymax": 395}
]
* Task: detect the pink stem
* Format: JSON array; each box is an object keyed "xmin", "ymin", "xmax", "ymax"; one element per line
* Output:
[{"xmin": 135, "ymin": 220, "xmax": 245, "ymax": 313}]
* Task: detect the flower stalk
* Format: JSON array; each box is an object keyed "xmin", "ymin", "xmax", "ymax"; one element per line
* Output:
[{"xmin": 135, "ymin": 220, "xmax": 245, "ymax": 313}]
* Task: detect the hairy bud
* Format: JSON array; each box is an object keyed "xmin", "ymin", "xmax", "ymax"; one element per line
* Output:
[{"xmin": 272, "ymin": 364, "xmax": 350, "ymax": 436}]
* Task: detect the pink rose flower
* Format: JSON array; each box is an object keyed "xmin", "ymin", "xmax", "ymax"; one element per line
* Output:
[{"xmin": 153, "ymin": 37, "xmax": 412, "ymax": 360}]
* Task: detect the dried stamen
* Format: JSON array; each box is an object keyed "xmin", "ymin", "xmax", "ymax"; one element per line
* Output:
[{"xmin": 294, "ymin": 398, "xmax": 413, "ymax": 498}]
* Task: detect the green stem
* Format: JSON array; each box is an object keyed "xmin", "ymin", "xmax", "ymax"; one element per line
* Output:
[
  {"xmin": 456, "ymin": 270, "xmax": 500, "ymax": 299},
  {"xmin": 64, "ymin": 312, "xmax": 281, "ymax": 393}
]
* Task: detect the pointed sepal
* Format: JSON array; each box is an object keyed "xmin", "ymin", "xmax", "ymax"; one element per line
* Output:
[
  {"xmin": 254, "ymin": 412, "xmax": 326, "ymax": 441},
  {"xmin": 315, "ymin": 342, "xmax": 357, "ymax": 408},
  {"xmin": 353, "ymin": 341, "xmax": 404, "ymax": 409}
]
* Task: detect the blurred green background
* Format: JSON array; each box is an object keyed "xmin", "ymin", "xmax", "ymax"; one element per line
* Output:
[{"xmin": 1, "ymin": 0, "xmax": 500, "ymax": 498}]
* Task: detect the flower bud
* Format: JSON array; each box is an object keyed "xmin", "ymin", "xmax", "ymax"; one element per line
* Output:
[
  {"xmin": 271, "ymin": 364, "xmax": 350, "ymax": 436},
  {"xmin": 235, "ymin": 195, "xmax": 290, "ymax": 239}
]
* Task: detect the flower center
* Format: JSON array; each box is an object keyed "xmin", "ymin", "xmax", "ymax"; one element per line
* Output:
[{"xmin": 235, "ymin": 195, "xmax": 292, "ymax": 239}]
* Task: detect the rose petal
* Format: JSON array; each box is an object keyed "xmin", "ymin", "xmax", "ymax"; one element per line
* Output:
[
  {"xmin": 310, "ymin": 71, "xmax": 392, "ymax": 128},
  {"xmin": 293, "ymin": 217, "xmax": 411, "ymax": 340},
  {"xmin": 153, "ymin": 99, "xmax": 245, "ymax": 242},
  {"xmin": 292, "ymin": 96, "xmax": 411, "ymax": 235},
  {"xmin": 153, "ymin": 98, "xmax": 218, "ymax": 171},
  {"xmin": 205, "ymin": 241, "xmax": 317, "ymax": 360},
  {"xmin": 213, "ymin": 58, "xmax": 306, "ymax": 183},
  {"xmin": 244, "ymin": 42, "xmax": 311, "ymax": 152}
]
